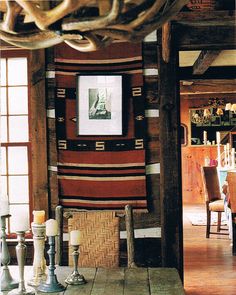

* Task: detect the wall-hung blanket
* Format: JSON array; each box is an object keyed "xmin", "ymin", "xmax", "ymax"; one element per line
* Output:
[{"xmin": 55, "ymin": 42, "xmax": 147, "ymax": 210}]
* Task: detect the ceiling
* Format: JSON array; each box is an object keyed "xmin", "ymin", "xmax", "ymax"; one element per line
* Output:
[{"xmin": 179, "ymin": 50, "xmax": 236, "ymax": 67}]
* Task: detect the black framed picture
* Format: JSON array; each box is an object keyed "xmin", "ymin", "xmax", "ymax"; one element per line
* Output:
[{"xmin": 77, "ymin": 74, "xmax": 123, "ymax": 135}]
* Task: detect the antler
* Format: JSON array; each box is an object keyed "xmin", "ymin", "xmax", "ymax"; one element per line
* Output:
[{"xmin": 0, "ymin": 0, "xmax": 189, "ymax": 52}]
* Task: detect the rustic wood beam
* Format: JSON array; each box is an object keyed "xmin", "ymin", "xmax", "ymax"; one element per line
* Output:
[
  {"xmin": 162, "ymin": 22, "xmax": 171, "ymax": 63},
  {"xmin": 180, "ymin": 79, "xmax": 236, "ymax": 95},
  {"xmin": 29, "ymin": 49, "xmax": 49, "ymax": 217},
  {"xmin": 173, "ymin": 10, "xmax": 236, "ymax": 27},
  {"xmin": 179, "ymin": 66, "xmax": 236, "ymax": 80},
  {"xmin": 158, "ymin": 26, "xmax": 183, "ymax": 278},
  {"xmin": 175, "ymin": 24, "xmax": 235, "ymax": 50},
  {"xmin": 192, "ymin": 50, "xmax": 221, "ymax": 75}
]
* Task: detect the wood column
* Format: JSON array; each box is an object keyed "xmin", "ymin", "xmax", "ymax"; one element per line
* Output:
[
  {"xmin": 158, "ymin": 24, "xmax": 183, "ymax": 278},
  {"xmin": 30, "ymin": 49, "xmax": 49, "ymax": 218}
]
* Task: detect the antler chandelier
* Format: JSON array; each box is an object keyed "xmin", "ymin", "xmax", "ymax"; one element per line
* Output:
[{"xmin": 0, "ymin": 0, "xmax": 189, "ymax": 52}]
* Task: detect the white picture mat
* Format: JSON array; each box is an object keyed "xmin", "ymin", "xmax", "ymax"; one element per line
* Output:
[{"xmin": 78, "ymin": 75, "xmax": 122, "ymax": 135}]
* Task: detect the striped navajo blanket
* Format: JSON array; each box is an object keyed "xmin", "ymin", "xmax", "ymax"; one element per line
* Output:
[{"xmin": 55, "ymin": 42, "xmax": 147, "ymax": 210}]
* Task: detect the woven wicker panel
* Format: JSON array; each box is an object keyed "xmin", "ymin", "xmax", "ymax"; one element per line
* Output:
[{"xmin": 68, "ymin": 211, "xmax": 119, "ymax": 268}]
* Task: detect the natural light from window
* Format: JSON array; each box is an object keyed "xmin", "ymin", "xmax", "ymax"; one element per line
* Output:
[{"xmin": 0, "ymin": 56, "xmax": 30, "ymax": 233}]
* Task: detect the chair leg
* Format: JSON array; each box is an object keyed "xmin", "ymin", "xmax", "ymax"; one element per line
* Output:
[
  {"xmin": 217, "ymin": 212, "xmax": 222, "ymax": 232},
  {"xmin": 206, "ymin": 210, "xmax": 211, "ymax": 238}
]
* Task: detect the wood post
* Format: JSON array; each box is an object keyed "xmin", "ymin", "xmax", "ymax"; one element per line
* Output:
[
  {"xmin": 29, "ymin": 49, "xmax": 49, "ymax": 218},
  {"xmin": 125, "ymin": 205, "xmax": 137, "ymax": 268},
  {"xmin": 55, "ymin": 205, "xmax": 63, "ymax": 265},
  {"xmin": 157, "ymin": 24, "xmax": 183, "ymax": 279}
]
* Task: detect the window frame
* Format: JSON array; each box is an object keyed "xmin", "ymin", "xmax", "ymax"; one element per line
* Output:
[{"xmin": 1, "ymin": 49, "xmax": 48, "ymax": 238}]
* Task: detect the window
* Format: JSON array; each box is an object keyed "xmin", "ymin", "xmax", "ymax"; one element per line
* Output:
[{"xmin": 1, "ymin": 52, "xmax": 31, "ymax": 234}]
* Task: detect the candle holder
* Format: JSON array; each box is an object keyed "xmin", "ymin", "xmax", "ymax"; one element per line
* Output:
[
  {"xmin": 0, "ymin": 215, "xmax": 19, "ymax": 291},
  {"xmin": 37, "ymin": 236, "xmax": 66, "ymax": 293},
  {"xmin": 65, "ymin": 245, "xmax": 86, "ymax": 285},
  {"xmin": 27, "ymin": 223, "xmax": 47, "ymax": 287},
  {"xmin": 8, "ymin": 231, "xmax": 36, "ymax": 295}
]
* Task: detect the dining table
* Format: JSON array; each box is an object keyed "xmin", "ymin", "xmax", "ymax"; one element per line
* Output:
[{"xmin": 2, "ymin": 266, "xmax": 185, "ymax": 295}]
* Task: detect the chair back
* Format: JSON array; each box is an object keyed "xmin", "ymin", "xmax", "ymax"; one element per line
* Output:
[
  {"xmin": 202, "ymin": 166, "xmax": 221, "ymax": 202},
  {"xmin": 68, "ymin": 211, "xmax": 120, "ymax": 268},
  {"xmin": 227, "ymin": 171, "xmax": 236, "ymax": 213}
]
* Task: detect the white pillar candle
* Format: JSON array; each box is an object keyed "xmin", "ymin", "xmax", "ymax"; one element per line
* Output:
[
  {"xmin": 203, "ymin": 131, "xmax": 207, "ymax": 145},
  {"xmin": 70, "ymin": 230, "xmax": 82, "ymax": 246},
  {"xmin": 227, "ymin": 143, "xmax": 230, "ymax": 166},
  {"xmin": 15, "ymin": 214, "xmax": 29, "ymax": 232},
  {"xmin": 231, "ymin": 148, "xmax": 235, "ymax": 168},
  {"xmin": 224, "ymin": 145, "xmax": 227, "ymax": 167},
  {"xmin": 0, "ymin": 196, "xmax": 9, "ymax": 216},
  {"xmin": 45, "ymin": 219, "xmax": 58, "ymax": 236},
  {"xmin": 216, "ymin": 132, "xmax": 220, "ymax": 144}
]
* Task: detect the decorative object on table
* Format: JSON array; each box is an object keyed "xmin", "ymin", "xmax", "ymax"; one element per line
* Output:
[
  {"xmin": 8, "ymin": 228, "xmax": 36, "ymax": 295},
  {"xmin": 38, "ymin": 219, "xmax": 66, "ymax": 293},
  {"xmin": 65, "ymin": 230, "xmax": 86, "ymax": 285},
  {"xmin": 0, "ymin": 211, "xmax": 19, "ymax": 291},
  {"xmin": 28, "ymin": 211, "xmax": 47, "ymax": 287}
]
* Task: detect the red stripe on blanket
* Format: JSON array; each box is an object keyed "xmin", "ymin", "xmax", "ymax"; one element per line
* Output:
[
  {"xmin": 58, "ymin": 150, "xmax": 145, "ymax": 165},
  {"xmin": 59, "ymin": 179, "xmax": 146, "ymax": 198}
]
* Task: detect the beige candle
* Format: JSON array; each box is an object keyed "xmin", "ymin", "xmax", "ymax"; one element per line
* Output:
[
  {"xmin": 33, "ymin": 210, "xmax": 45, "ymax": 224},
  {"xmin": 70, "ymin": 230, "xmax": 82, "ymax": 246},
  {"xmin": 45, "ymin": 219, "xmax": 58, "ymax": 236}
]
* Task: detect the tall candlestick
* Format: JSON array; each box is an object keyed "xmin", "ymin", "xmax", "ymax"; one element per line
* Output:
[
  {"xmin": 8, "ymin": 231, "xmax": 36, "ymax": 295},
  {"xmin": 0, "ymin": 215, "xmax": 18, "ymax": 291},
  {"xmin": 28, "ymin": 223, "xmax": 47, "ymax": 287},
  {"xmin": 38, "ymin": 236, "xmax": 66, "ymax": 293},
  {"xmin": 65, "ymin": 245, "xmax": 86, "ymax": 285}
]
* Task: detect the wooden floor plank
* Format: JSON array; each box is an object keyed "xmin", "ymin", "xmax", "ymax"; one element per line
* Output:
[
  {"xmin": 184, "ymin": 204, "xmax": 236, "ymax": 295},
  {"xmin": 90, "ymin": 268, "xmax": 124, "ymax": 295},
  {"xmin": 124, "ymin": 268, "xmax": 150, "ymax": 295},
  {"xmin": 148, "ymin": 268, "xmax": 185, "ymax": 295}
]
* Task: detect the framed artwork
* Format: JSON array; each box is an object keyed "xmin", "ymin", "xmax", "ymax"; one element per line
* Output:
[{"xmin": 77, "ymin": 74, "xmax": 123, "ymax": 135}]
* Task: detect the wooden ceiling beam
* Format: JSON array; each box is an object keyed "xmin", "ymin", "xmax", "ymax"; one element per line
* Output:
[
  {"xmin": 192, "ymin": 50, "xmax": 221, "ymax": 75},
  {"xmin": 173, "ymin": 10, "xmax": 236, "ymax": 27},
  {"xmin": 180, "ymin": 79, "xmax": 236, "ymax": 95},
  {"xmin": 175, "ymin": 24, "xmax": 235, "ymax": 50},
  {"xmin": 179, "ymin": 66, "xmax": 236, "ymax": 80}
]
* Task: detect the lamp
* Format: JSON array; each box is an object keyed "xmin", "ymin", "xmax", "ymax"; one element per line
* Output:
[
  {"xmin": 231, "ymin": 104, "xmax": 236, "ymax": 114},
  {"xmin": 225, "ymin": 103, "xmax": 232, "ymax": 111},
  {"xmin": 190, "ymin": 98, "xmax": 234, "ymax": 124}
]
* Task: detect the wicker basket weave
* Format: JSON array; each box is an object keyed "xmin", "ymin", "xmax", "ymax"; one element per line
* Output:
[{"xmin": 68, "ymin": 211, "xmax": 120, "ymax": 268}]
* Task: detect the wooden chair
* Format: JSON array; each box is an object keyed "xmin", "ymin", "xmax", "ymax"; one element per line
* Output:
[
  {"xmin": 55, "ymin": 205, "xmax": 137, "ymax": 267},
  {"xmin": 201, "ymin": 166, "xmax": 227, "ymax": 238},
  {"xmin": 225, "ymin": 171, "xmax": 236, "ymax": 255}
]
